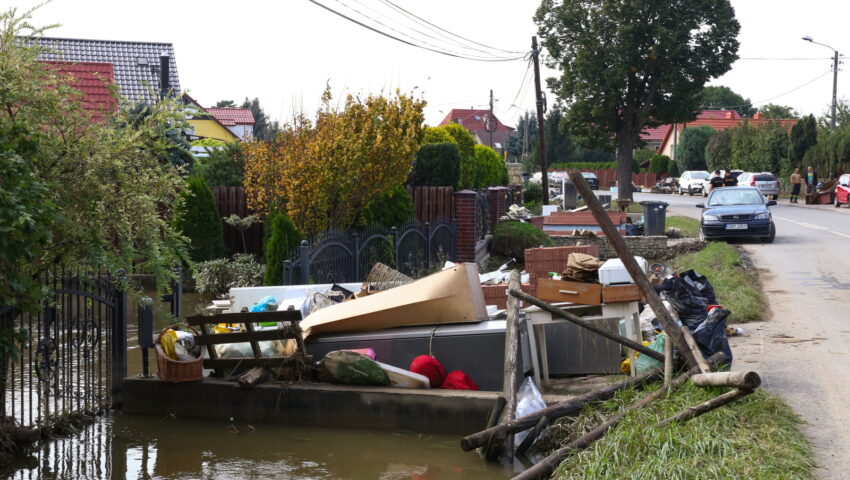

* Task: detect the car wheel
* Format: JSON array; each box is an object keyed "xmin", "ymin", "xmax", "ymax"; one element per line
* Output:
[
  {"xmin": 678, "ymin": 187, "xmax": 683, "ymax": 195},
  {"xmin": 703, "ymin": 189, "xmax": 708, "ymax": 197},
  {"xmin": 699, "ymin": 228, "xmax": 707, "ymax": 242},
  {"xmin": 760, "ymin": 223, "xmax": 776, "ymax": 244},
  {"xmin": 835, "ymin": 196, "xmax": 841, "ymax": 208},
  {"xmin": 688, "ymin": 187, "xmax": 693, "ymax": 196}
]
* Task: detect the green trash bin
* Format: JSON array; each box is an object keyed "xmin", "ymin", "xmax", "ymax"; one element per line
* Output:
[{"xmin": 639, "ymin": 201, "xmax": 668, "ymax": 235}]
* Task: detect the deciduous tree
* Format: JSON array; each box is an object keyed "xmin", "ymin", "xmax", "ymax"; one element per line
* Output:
[
  {"xmin": 535, "ymin": 0, "xmax": 740, "ymax": 202},
  {"xmin": 700, "ymin": 86, "xmax": 755, "ymax": 117},
  {"xmin": 790, "ymin": 115, "xmax": 818, "ymax": 167},
  {"xmin": 675, "ymin": 126, "xmax": 715, "ymax": 171}
]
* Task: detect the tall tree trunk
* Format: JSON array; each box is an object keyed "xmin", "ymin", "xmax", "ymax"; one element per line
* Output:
[{"xmin": 616, "ymin": 128, "xmax": 637, "ymax": 203}]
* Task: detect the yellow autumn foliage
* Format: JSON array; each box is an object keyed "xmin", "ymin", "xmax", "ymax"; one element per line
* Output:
[{"xmin": 243, "ymin": 88, "xmax": 425, "ymax": 236}]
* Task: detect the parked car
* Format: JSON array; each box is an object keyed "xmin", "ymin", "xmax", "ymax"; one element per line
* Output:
[
  {"xmin": 678, "ymin": 170, "xmax": 710, "ymax": 195},
  {"xmin": 696, "ymin": 186, "xmax": 776, "ymax": 243},
  {"xmin": 836, "ymin": 173, "xmax": 850, "ymax": 207},
  {"xmin": 581, "ymin": 172, "xmax": 599, "ymax": 190},
  {"xmin": 701, "ymin": 169, "xmax": 745, "ymax": 196},
  {"xmin": 738, "ymin": 172, "xmax": 781, "ymax": 200}
]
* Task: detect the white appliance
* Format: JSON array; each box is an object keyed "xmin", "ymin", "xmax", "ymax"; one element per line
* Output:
[{"xmin": 598, "ymin": 257, "xmax": 648, "ymax": 285}]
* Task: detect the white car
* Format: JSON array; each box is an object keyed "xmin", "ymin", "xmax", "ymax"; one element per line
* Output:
[{"xmin": 678, "ymin": 170, "xmax": 710, "ymax": 196}]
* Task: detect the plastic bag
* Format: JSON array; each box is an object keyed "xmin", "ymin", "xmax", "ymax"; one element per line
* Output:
[
  {"xmin": 634, "ymin": 333, "xmax": 666, "ymax": 374},
  {"xmin": 318, "ymin": 350, "xmax": 390, "ymax": 386},
  {"xmin": 249, "ymin": 295, "xmax": 279, "ymax": 313},
  {"xmin": 679, "ymin": 269, "xmax": 718, "ymax": 305},
  {"xmin": 692, "ymin": 308, "xmax": 733, "ymax": 367},
  {"xmin": 514, "ymin": 377, "xmax": 547, "ymax": 449},
  {"xmin": 159, "ymin": 330, "xmax": 178, "ymax": 360}
]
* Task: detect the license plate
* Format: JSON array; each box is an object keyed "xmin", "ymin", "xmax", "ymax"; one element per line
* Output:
[{"xmin": 725, "ymin": 224, "xmax": 748, "ymax": 230}]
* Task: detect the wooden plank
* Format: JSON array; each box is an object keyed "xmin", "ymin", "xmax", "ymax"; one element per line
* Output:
[
  {"xmin": 242, "ymin": 321, "xmax": 262, "ymax": 358},
  {"xmin": 602, "ymin": 284, "xmax": 641, "ymax": 303},
  {"xmin": 198, "ymin": 322, "xmax": 223, "ymax": 377},
  {"xmin": 203, "ymin": 356, "xmax": 311, "ymax": 370},
  {"xmin": 194, "ymin": 327, "xmax": 301, "ymax": 345},
  {"xmin": 186, "ymin": 310, "xmax": 302, "ymax": 326},
  {"xmin": 536, "ymin": 278, "xmax": 602, "ymax": 306},
  {"xmin": 500, "ymin": 270, "xmax": 522, "ymax": 462}
]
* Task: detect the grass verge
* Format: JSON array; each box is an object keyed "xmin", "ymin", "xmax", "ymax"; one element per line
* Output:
[
  {"xmin": 665, "ymin": 216, "xmax": 699, "ymax": 237},
  {"xmin": 550, "ymin": 383, "xmax": 815, "ymax": 480},
  {"xmin": 671, "ymin": 242, "xmax": 764, "ymax": 323},
  {"xmin": 611, "ymin": 200, "xmax": 643, "ymax": 213}
]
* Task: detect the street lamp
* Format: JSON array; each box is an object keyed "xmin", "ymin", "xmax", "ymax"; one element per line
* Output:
[{"xmin": 802, "ymin": 36, "xmax": 839, "ymax": 131}]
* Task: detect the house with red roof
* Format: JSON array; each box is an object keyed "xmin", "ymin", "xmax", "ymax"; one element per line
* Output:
[
  {"xmin": 437, "ymin": 108, "xmax": 515, "ymax": 154},
  {"xmin": 206, "ymin": 107, "xmax": 255, "ymax": 140},
  {"xmin": 182, "ymin": 94, "xmax": 255, "ymax": 143},
  {"xmin": 42, "ymin": 61, "xmax": 117, "ymax": 122}
]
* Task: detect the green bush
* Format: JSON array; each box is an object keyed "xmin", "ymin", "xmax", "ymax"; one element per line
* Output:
[
  {"xmin": 439, "ymin": 124, "xmax": 477, "ymax": 189},
  {"xmin": 412, "ymin": 142, "xmax": 460, "ymax": 188},
  {"xmin": 491, "ymin": 221, "xmax": 553, "ymax": 261},
  {"xmin": 192, "ymin": 142, "xmax": 244, "ymax": 187},
  {"xmin": 263, "ymin": 212, "xmax": 303, "ymax": 285},
  {"xmin": 667, "ymin": 156, "xmax": 680, "ymax": 176},
  {"xmin": 649, "ymin": 154, "xmax": 672, "ymax": 174},
  {"xmin": 174, "ymin": 177, "xmax": 227, "ymax": 262},
  {"xmin": 194, "ymin": 253, "xmax": 264, "ymax": 298},
  {"xmin": 362, "ymin": 184, "xmax": 415, "ymax": 227},
  {"xmin": 524, "ymin": 181, "xmax": 544, "ymax": 203},
  {"xmin": 421, "ymin": 126, "xmax": 455, "ymax": 144},
  {"xmin": 474, "ymin": 144, "xmax": 509, "ymax": 187}
]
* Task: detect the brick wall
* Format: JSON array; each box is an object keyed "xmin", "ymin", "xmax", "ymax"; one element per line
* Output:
[
  {"xmin": 453, "ymin": 190, "xmax": 478, "ymax": 263},
  {"xmin": 488, "ymin": 186, "xmax": 509, "ymax": 233},
  {"xmin": 550, "ymin": 235, "xmax": 669, "ymax": 260}
]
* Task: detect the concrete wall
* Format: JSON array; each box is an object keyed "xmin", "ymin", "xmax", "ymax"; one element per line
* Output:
[
  {"xmin": 551, "ymin": 235, "xmax": 669, "ymax": 260},
  {"xmin": 123, "ymin": 378, "xmax": 499, "ymax": 435}
]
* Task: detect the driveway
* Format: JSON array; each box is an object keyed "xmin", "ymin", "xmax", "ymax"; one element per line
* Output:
[{"xmin": 634, "ymin": 192, "xmax": 850, "ymax": 479}]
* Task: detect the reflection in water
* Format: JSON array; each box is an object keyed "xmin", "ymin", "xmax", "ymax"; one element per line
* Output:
[{"xmin": 5, "ymin": 413, "xmax": 512, "ymax": 480}]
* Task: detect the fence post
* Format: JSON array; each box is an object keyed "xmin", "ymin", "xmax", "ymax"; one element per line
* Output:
[
  {"xmin": 282, "ymin": 260, "xmax": 291, "ymax": 285},
  {"xmin": 488, "ymin": 186, "xmax": 509, "ymax": 232},
  {"xmin": 137, "ymin": 298, "xmax": 154, "ymax": 378},
  {"xmin": 424, "ymin": 222, "xmax": 432, "ymax": 269},
  {"xmin": 453, "ymin": 190, "xmax": 478, "ymax": 263},
  {"xmin": 111, "ymin": 271, "xmax": 128, "ymax": 409},
  {"xmin": 299, "ymin": 240, "xmax": 310, "ymax": 284},
  {"xmin": 170, "ymin": 266, "xmax": 182, "ymax": 321},
  {"xmin": 391, "ymin": 227, "xmax": 399, "ymax": 269},
  {"xmin": 353, "ymin": 233, "xmax": 361, "ymax": 281}
]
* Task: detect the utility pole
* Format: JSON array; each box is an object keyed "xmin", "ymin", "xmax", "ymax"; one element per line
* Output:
[
  {"xmin": 522, "ymin": 111, "xmax": 529, "ymax": 163},
  {"xmin": 531, "ymin": 36, "xmax": 548, "ymax": 205},
  {"xmin": 832, "ymin": 49, "xmax": 839, "ymax": 131},
  {"xmin": 488, "ymin": 89, "xmax": 495, "ymax": 149}
]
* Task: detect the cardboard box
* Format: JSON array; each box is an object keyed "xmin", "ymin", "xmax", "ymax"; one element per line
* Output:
[
  {"xmin": 602, "ymin": 284, "xmax": 642, "ymax": 304},
  {"xmin": 536, "ymin": 278, "xmax": 602, "ymax": 305}
]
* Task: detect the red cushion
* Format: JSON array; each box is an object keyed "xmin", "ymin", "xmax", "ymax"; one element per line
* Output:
[
  {"xmin": 440, "ymin": 370, "xmax": 479, "ymax": 391},
  {"xmin": 409, "ymin": 355, "xmax": 445, "ymax": 388}
]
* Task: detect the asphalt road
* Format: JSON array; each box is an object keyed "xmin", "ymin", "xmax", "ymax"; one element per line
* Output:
[{"xmin": 635, "ymin": 191, "xmax": 850, "ymax": 479}]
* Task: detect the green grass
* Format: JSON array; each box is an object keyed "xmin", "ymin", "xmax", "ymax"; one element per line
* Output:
[
  {"xmin": 665, "ymin": 216, "xmax": 700, "ymax": 237},
  {"xmin": 551, "ymin": 383, "xmax": 815, "ymax": 480},
  {"xmin": 672, "ymin": 242, "xmax": 764, "ymax": 323},
  {"xmin": 611, "ymin": 200, "xmax": 643, "ymax": 213}
]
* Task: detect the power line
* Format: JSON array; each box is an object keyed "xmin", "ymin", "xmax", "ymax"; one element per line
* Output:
[
  {"xmin": 378, "ymin": 0, "xmax": 525, "ymax": 55},
  {"xmin": 500, "ymin": 60, "xmax": 534, "ymax": 114},
  {"xmin": 309, "ymin": 0, "xmax": 526, "ymax": 62},
  {"xmin": 752, "ymin": 70, "xmax": 833, "ymax": 105},
  {"xmin": 738, "ymin": 56, "xmax": 837, "ymax": 61}
]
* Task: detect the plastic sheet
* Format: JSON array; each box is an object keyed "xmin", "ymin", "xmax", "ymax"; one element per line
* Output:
[{"xmin": 514, "ymin": 377, "xmax": 547, "ymax": 449}]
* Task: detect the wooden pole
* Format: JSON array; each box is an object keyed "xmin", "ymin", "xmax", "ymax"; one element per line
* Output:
[
  {"xmin": 691, "ymin": 371, "xmax": 761, "ymax": 390},
  {"xmin": 510, "ymin": 289, "xmax": 664, "ymax": 362},
  {"xmin": 664, "ymin": 332, "xmax": 673, "ymax": 389},
  {"xmin": 501, "ymin": 269, "xmax": 522, "ymax": 461},
  {"xmin": 461, "ymin": 368, "xmax": 662, "ymax": 452},
  {"xmin": 515, "ymin": 415, "xmax": 550, "ymax": 457},
  {"xmin": 481, "ymin": 396, "xmax": 506, "ymax": 461},
  {"xmin": 567, "ymin": 170, "xmax": 706, "ymax": 372},
  {"xmin": 511, "ymin": 352, "xmax": 727, "ymax": 480},
  {"xmin": 532, "ymin": 36, "xmax": 549, "ymax": 205},
  {"xmin": 656, "ymin": 388, "xmax": 754, "ymax": 427}
]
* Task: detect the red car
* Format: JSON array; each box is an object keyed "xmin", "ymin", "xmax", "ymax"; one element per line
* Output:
[{"xmin": 836, "ymin": 174, "xmax": 850, "ymax": 207}]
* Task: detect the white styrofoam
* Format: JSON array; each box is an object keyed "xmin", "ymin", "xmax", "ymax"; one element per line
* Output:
[{"xmin": 598, "ymin": 257, "xmax": 648, "ymax": 285}]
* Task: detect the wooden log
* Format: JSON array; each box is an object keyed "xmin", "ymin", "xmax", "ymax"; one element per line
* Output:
[
  {"xmin": 691, "ymin": 371, "xmax": 761, "ymax": 390},
  {"xmin": 515, "ymin": 415, "xmax": 550, "ymax": 457},
  {"xmin": 511, "ymin": 352, "xmax": 727, "ymax": 480},
  {"xmin": 500, "ymin": 269, "xmax": 523, "ymax": 462},
  {"xmin": 460, "ymin": 368, "xmax": 663, "ymax": 452},
  {"xmin": 664, "ymin": 332, "xmax": 673, "ymax": 389},
  {"xmin": 480, "ymin": 396, "xmax": 506, "ymax": 461},
  {"xmin": 509, "ymin": 289, "xmax": 665, "ymax": 363},
  {"xmin": 680, "ymin": 328, "xmax": 711, "ymax": 373},
  {"xmin": 567, "ymin": 170, "xmax": 706, "ymax": 372},
  {"xmin": 237, "ymin": 367, "xmax": 272, "ymax": 389},
  {"xmin": 656, "ymin": 388, "xmax": 754, "ymax": 427}
]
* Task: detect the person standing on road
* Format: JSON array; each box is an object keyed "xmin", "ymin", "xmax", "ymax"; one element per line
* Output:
[
  {"xmin": 708, "ymin": 170, "xmax": 724, "ymax": 194},
  {"xmin": 790, "ymin": 168, "xmax": 802, "ymax": 203},
  {"xmin": 806, "ymin": 166, "xmax": 818, "ymax": 196},
  {"xmin": 722, "ymin": 169, "xmax": 738, "ymax": 187}
]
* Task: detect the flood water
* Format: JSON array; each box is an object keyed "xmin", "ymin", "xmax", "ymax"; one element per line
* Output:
[{"xmin": 4, "ymin": 290, "xmax": 513, "ymax": 479}]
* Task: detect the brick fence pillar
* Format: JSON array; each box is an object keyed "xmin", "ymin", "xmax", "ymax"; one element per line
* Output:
[
  {"xmin": 453, "ymin": 190, "xmax": 478, "ymax": 263},
  {"xmin": 488, "ymin": 186, "xmax": 509, "ymax": 233}
]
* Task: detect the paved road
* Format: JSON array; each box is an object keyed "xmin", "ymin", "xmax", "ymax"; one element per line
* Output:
[{"xmin": 635, "ymin": 192, "xmax": 850, "ymax": 479}]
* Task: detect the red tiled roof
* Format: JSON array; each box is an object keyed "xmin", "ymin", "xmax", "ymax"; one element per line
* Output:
[
  {"xmin": 640, "ymin": 124, "xmax": 672, "ymax": 142},
  {"xmin": 206, "ymin": 108, "xmax": 255, "ymax": 125},
  {"xmin": 42, "ymin": 60, "xmax": 117, "ymax": 122},
  {"xmin": 657, "ymin": 111, "xmax": 796, "ymax": 154},
  {"xmin": 437, "ymin": 109, "xmax": 514, "ymax": 132},
  {"xmin": 697, "ymin": 110, "xmax": 741, "ymax": 120}
]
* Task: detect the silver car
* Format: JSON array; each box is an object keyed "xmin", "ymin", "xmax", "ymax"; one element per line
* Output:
[{"xmin": 738, "ymin": 172, "xmax": 780, "ymax": 200}]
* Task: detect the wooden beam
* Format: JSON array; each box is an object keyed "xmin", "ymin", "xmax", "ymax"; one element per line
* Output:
[
  {"xmin": 186, "ymin": 310, "xmax": 302, "ymax": 326},
  {"xmin": 691, "ymin": 371, "xmax": 761, "ymax": 390},
  {"xmin": 500, "ymin": 270, "xmax": 523, "ymax": 462},
  {"xmin": 567, "ymin": 169, "xmax": 705, "ymax": 372},
  {"xmin": 509, "ymin": 289, "xmax": 665, "ymax": 362},
  {"xmin": 193, "ymin": 327, "xmax": 301, "ymax": 346},
  {"xmin": 203, "ymin": 356, "xmax": 311, "ymax": 370},
  {"xmin": 656, "ymin": 388, "xmax": 754, "ymax": 427}
]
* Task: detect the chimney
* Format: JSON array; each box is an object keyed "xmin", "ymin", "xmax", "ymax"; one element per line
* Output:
[
  {"xmin": 753, "ymin": 112, "xmax": 762, "ymax": 120},
  {"xmin": 159, "ymin": 52, "xmax": 170, "ymax": 99},
  {"xmin": 726, "ymin": 111, "xmax": 734, "ymax": 119}
]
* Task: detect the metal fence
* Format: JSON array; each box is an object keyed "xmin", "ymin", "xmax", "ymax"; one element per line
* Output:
[
  {"xmin": 1, "ymin": 268, "xmax": 127, "ymax": 431},
  {"xmin": 474, "ymin": 189, "xmax": 492, "ymax": 241},
  {"xmin": 283, "ymin": 218, "xmax": 455, "ymax": 285}
]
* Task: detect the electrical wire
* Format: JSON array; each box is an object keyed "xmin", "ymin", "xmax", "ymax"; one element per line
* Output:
[
  {"xmin": 378, "ymin": 0, "xmax": 525, "ymax": 55},
  {"xmin": 738, "ymin": 57, "xmax": 837, "ymax": 61},
  {"xmin": 309, "ymin": 0, "xmax": 526, "ymax": 62},
  {"xmin": 751, "ymin": 70, "xmax": 833, "ymax": 105},
  {"xmin": 499, "ymin": 60, "xmax": 534, "ymax": 114}
]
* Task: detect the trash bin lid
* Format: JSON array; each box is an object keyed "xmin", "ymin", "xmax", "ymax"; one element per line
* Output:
[{"xmin": 639, "ymin": 201, "xmax": 669, "ymax": 206}]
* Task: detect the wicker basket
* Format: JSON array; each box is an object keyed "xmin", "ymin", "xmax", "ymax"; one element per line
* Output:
[{"xmin": 155, "ymin": 325, "xmax": 203, "ymax": 383}]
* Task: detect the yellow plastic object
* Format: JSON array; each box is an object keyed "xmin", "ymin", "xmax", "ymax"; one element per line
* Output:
[
  {"xmin": 159, "ymin": 329, "xmax": 178, "ymax": 361},
  {"xmin": 620, "ymin": 340, "xmax": 651, "ymax": 374},
  {"xmin": 214, "ymin": 323, "xmax": 241, "ymax": 334}
]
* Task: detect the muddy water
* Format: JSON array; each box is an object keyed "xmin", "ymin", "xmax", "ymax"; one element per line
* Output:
[{"xmin": 4, "ymin": 413, "xmax": 511, "ymax": 479}]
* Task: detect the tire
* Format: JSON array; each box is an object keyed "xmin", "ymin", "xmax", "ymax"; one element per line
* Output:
[
  {"xmin": 699, "ymin": 228, "xmax": 707, "ymax": 242},
  {"xmin": 760, "ymin": 223, "xmax": 776, "ymax": 244},
  {"xmin": 678, "ymin": 187, "xmax": 683, "ymax": 195},
  {"xmin": 703, "ymin": 189, "xmax": 708, "ymax": 197},
  {"xmin": 688, "ymin": 187, "xmax": 693, "ymax": 196},
  {"xmin": 835, "ymin": 196, "xmax": 841, "ymax": 207},
  {"xmin": 772, "ymin": 195, "xmax": 779, "ymax": 201}
]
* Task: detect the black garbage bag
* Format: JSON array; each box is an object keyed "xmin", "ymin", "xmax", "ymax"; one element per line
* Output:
[
  {"xmin": 659, "ymin": 280, "xmax": 708, "ymax": 330},
  {"xmin": 692, "ymin": 307, "xmax": 733, "ymax": 366},
  {"xmin": 678, "ymin": 269, "xmax": 718, "ymax": 305}
]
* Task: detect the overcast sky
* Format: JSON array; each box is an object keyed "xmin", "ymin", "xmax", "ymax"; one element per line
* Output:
[{"xmin": 12, "ymin": 0, "xmax": 850, "ymax": 127}]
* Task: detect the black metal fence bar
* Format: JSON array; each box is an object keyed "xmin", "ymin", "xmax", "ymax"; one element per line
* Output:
[{"xmin": 282, "ymin": 218, "xmax": 455, "ymax": 285}]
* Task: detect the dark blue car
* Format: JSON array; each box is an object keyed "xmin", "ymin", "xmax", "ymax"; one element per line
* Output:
[{"xmin": 696, "ymin": 186, "xmax": 776, "ymax": 243}]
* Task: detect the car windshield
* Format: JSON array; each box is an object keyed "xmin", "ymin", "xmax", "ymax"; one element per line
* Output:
[
  {"xmin": 692, "ymin": 172, "xmax": 710, "ymax": 179},
  {"xmin": 708, "ymin": 189, "xmax": 764, "ymax": 206},
  {"xmin": 581, "ymin": 172, "xmax": 597, "ymax": 179},
  {"xmin": 755, "ymin": 174, "xmax": 776, "ymax": 181}
]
